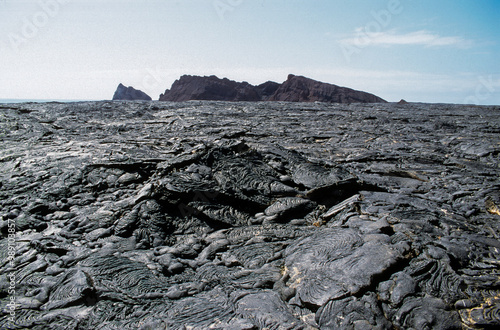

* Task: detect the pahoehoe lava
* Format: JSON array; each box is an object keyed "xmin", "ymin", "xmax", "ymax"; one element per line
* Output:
[{"xmin": 1, "ymin": 100, "xmax": 499, "ymax": 329}]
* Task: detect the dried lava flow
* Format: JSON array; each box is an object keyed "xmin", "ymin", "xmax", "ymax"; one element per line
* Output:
[{"xmin": 0, "ymin": 101, "xmax": 499, "ymax": 329}]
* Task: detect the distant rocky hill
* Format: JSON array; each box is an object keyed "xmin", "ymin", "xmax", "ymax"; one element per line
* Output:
[
  {"xmin": 159, "ymin": 75, "xmax": 265, "ymax": 102},
  {"xmin": 159, "ymin": 74, "xmax": 386, "ymax": 103},
  {"xmin": 112, "ymin": 83, "xmax": 152, "ymax": 101},
  {"xmin": 268, "ymin": 74, "xmax": 386, "ymax": 103}
]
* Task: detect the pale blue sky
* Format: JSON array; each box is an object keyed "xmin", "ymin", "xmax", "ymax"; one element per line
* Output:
[{"xmin": 0, "ymin": 0, "xmax": 499, "ymax": 104}]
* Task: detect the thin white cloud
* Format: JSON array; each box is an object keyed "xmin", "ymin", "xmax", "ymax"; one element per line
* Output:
[
  {"xmin": 341, "ymin": 29, "xmax": 473, "ymax": 48},
  {"xmin": 302, "ymin": 68, "xmax": 500, "ymax": 104}
]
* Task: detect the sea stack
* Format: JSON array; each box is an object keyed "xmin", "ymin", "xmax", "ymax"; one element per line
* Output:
[{"xmin": 112, "ymin": 83, "xmax": 152, "ymax": 101}]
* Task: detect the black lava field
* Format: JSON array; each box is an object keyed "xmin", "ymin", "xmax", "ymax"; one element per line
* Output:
[{"xmin": 1, "ymin": 101, "xmax": 499, "ymax": 329}]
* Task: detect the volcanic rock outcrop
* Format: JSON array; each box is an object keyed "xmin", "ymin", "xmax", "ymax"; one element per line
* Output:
[
  {"xmin": 0, "ymin": 100, "xmax": 499, "ymax": 329},
  {"xmin": 159, "ymin": 74, "xmax": 386, "ymax": 103},
  {"xmin": 268, "ymin": 74, "xmax": 386, "ymax": 103},
  {"xmin": 112, "ymin": 83, "xmax": 152, "ymax": 101},
  {"xmin": 159, "ymin": 75, "xmax": 264, "ymax": 102}
]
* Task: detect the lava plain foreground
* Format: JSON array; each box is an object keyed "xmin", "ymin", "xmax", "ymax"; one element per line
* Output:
[{"xmin": 0, "ymin": 101, "xmax": 499, "ymax": 329}]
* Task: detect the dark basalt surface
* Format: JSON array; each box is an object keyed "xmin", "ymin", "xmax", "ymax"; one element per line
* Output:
[{"xmin": 1, "ymin": 100, "xmax": 499, "ymax": 329}]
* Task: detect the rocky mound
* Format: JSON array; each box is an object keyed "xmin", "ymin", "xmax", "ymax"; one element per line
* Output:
[
  {"xmin": 268, "ymin": 74, "xmax": 387, "ymax": 103},
  {"xmin": 159, "ymin": 75, "xmax": 263, "ymax": 102},
  {"xmin": 112, "ymin": 83, "xmax": 152, "ymax": 101},
  {"xmin": 0, "ymin": 101, "xmax": 499, "ymax": 329},
  {"xmin": 159, "ymin": 74, "xmax": 386, "ymax": 103}
]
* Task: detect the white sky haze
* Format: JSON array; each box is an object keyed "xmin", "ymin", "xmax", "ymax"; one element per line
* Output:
[{"xmin": 0, "ymin": 0, "xmax": 499, "ymax": 104}]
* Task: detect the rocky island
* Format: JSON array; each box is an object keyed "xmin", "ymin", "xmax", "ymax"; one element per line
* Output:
[
  {"xmin": 112, "ymin": 83, "xmax": 152, "ymax": 101},
  {"xmin": 0, "ymin": 100, "xmax": 499, "ymax": 329},
  {"xmin": 159, "ymin": 74, "xmax": 386, "ymax": 103}
]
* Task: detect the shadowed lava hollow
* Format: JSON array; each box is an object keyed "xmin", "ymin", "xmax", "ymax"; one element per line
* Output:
[{"xmin": 1, "ymin": 101, "xmax": 500, "ymax": 329}]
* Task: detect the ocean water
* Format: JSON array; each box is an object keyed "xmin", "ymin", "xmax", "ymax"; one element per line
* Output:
[{"xmin": 0, "ymin": 99, "xmax": 96, "ymax": 103}]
